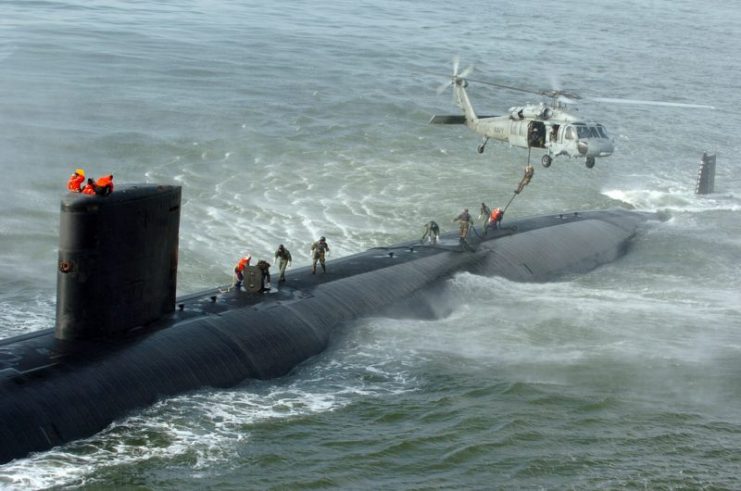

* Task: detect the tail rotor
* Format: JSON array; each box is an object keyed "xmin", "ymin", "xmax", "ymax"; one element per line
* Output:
[{"xmin": 436, "ymin": 56, "xmax": 474, "ymax": 95}]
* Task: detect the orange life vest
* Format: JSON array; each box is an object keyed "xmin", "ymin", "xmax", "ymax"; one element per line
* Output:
[
  {"xmin": 67, "ymin": 173, "xmax": 85, "ymax": 192},
  {"xmin": 81, "ymin": 183, "xmax": 96, "ymax": 195},
  {"xmin": 96, "ymin": 175, "xmax": 114, "ymax": 192},
  {"xmin": 490, "ymin": 208, "xmax": 503, "ymax": 222},
  {"xmin": 235, "ymin": 256, "xmax": 251, "ymax": 273}
]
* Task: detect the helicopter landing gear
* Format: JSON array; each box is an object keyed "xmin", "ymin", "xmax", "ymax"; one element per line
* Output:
[
  {"xmin": 477, "ymin": 137, "xmax": 489, "ymax": 154},
  {"xmin": 585, "ymin": 157, "xmax": 595, "ymax": 169},
  {"xmin": 541, "ymin": 155, "xmax": 552, "ymax": 168}
]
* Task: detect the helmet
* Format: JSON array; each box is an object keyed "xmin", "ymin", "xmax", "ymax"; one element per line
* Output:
[
  {"xmin": 75, "ymin": 168, "xmax": 85, "ymax": 177},
  {"xmin": 320, "ymin": 236, "xmax": 326, "ymax": 241}
]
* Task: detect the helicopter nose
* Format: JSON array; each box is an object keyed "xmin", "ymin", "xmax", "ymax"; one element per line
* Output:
[
  {"xmin": 592, "ymin": 139, "xmax": 614, "ymax": 157},
  {"xmin": 580, "ymin": 139, "xmax": 614, "ymax": 157},
  {"xmin": 602, "ymin": 139, "xmax": 615, "ymax": 156}
]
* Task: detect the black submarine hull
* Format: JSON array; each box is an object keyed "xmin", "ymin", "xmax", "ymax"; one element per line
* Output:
[{"xmin": 0, "ymin": 204, "xmax": 651, "ymax": 464}]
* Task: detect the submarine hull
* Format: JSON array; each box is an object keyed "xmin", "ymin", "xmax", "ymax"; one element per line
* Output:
[{"xmin": 0, "ymin": 206, "xmax": 651, "ymax": 464}]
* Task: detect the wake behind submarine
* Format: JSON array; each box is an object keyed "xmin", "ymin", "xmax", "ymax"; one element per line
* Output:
[{"xmin": 0, "ymin": 184, "xmax": 654, "ymax": 464}]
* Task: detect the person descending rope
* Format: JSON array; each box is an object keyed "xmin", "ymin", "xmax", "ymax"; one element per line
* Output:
[
  {"xmin": 499, "ymin": 163, "xmax": 536, "ymax": 219},
  {"xmin": 515, "ymin": 164, "xmax": 534, "ymax": 195}
]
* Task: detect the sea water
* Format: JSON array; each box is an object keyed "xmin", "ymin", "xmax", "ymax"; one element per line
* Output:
[{"xmin": 0, "ymin": 0, "xmax": 740, "ymax": 488}]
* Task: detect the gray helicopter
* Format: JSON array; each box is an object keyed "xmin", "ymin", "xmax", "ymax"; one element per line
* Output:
[{"xmin": 431, "ymin": 60, "xmax": 714, "ymax": 169}]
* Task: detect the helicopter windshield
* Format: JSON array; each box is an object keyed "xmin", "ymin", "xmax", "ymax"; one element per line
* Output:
[
  {"xmin": 575, "ymin": 124, "xmax": 609, "ymax": 139},
  {"xmin": 576, "ymin": 125, "xmax": 591, "ymax": 138}
]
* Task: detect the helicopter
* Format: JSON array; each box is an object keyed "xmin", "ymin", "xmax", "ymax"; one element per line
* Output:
[{"xmin": 431, "ymin": 60, "xmax": 714, "ymax": 169}]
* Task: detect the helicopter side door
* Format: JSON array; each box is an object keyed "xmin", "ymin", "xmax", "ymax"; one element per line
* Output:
[{"xmin": 527, "ymin": 121, "xmax": 546, "ymax": 149}]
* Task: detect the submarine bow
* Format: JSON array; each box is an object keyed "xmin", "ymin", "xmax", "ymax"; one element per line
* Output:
[{"xmin": 0, "ymin": 184, "xmax": 651, "ymax": 464}]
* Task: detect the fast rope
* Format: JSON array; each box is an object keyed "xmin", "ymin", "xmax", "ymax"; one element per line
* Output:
[{"xmin": 504, "ymin": 164, "xmax": 536, "ymax": 214}]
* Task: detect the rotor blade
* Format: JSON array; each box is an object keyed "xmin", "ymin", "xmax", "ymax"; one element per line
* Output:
[
  {"xmin": 467, "ymin": 78, "xmax": 540, "ymax": 96},
  {"xmin": 548, "ymin": 72, "xmax": 562, "ymax": 92},
  {"xmin": 452, "ymin": 55, "xmax": 460, "ymax": 76},
  {"xmin": 459, "ymin": 64, "xmax": 474, "ymax": 78},
  {"xmin": 557, "ymin": 95, "xmax": 577, "ymax": 105},
  {"xmin": 436, "ymin": 80, "xmax": 452, "ymax": 95},
  {"xmin": 589, "ymin": 97, "xmax": 715, "ymax": 110}
]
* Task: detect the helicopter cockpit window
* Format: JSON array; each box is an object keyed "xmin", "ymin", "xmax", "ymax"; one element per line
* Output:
[
  {"xmin": 565, "ymin": 126, "xmax": 576, "ymax": 140},
  {"xmin": 576, "ymin": 125, "xmax": 591, "ymax": 139},
  {"xmin": 588, "ymin": 127, "xmax": 600, "ymax": 138},
  {"xmin": 596, "ymin": 126, "xmax": 609, "ymax": 138}
]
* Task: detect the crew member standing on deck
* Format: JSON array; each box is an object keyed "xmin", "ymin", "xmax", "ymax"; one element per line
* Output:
[
  {"xmin": 81, "ymin": 178, "xmax": 96, "ymax": 195},
  {"xmin": 95, "ymin": 174, "xmax": 114, "ymax": 196},
  {"xmin": 311, "ymin": 236, "xmax": 330, "ymax": 274},
  {"xmin": 421, "ymin": 220, "xmax": 440, "ymax": 244},
  {"xmin": 67, "ymin": 168, "xmax": 86, "ymax": 193},
  {"xmin": 479, "ymin": 202, "xmax": 491, "ymax": 221},
  {"xmin": 454, "ymin": 208, "xmax": 471, "ymax": 241},
  {"xmin": 274, "ymin": 244, "xmax": 292, "ymax": 282},
  {"xmin": 489, "ymin": 208, "xmax": 504, "ymax": 231},
  {"xmin": 233, "ymin": 255, "xmax": 251, "ymax": 289},
  {"xmin": 256, "ymin": 259, "xmax": 272, "ymax": 292},
  {"xmin": 479, "ymin": 202, "xmax": 492, "ymax": 230}
]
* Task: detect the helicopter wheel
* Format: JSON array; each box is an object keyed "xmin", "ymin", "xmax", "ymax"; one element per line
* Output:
[
  {"xmin": 477, "ymin": 144, "xmax": 485, "ymax": 154},
  {"xmin": 585, "ymin": 157, "xmax": 595, "ymax": 169},
  {"xmin": 541, "ymin": 155, "xmax": 552, "ymax": 168}
]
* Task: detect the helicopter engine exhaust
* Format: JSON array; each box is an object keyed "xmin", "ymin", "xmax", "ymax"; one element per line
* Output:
[{"xmin": 508, "ymin": 104, "xmax": 552, "ymax": 120}]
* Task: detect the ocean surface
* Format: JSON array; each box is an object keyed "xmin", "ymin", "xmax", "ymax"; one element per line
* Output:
[{"xmin": 1, "ymin": 0, "xmax": 740, "ymax": 488}]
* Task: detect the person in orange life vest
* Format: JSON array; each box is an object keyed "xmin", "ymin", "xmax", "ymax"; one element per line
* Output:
[
  {"xmin": 81, "ymin": 178, "xmax": 96, "ymax": 195},
  {"xmin": 489, "ymin": 208, "xmax": 504, "ymax": 231},
  {"xmin": 233, "ymin": 255, "xmax": 251, "ymax": 289},
  {"xmin": 95, "ymin": 174, "xmax": 114, "ymax": 196},
  {"xmin": 67, "ymin": 168, "xmax": 86, "ymax": 192}
]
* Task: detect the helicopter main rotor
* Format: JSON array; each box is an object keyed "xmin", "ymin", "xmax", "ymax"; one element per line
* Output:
[{"xmin": 436, "ymin": 58, "xmax": 715, "ymax": 110}]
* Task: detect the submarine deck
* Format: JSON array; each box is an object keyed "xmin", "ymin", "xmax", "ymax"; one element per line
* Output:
[{"xmin": 0, "ymin": 209, "xmax": 643, "ymax": 384}]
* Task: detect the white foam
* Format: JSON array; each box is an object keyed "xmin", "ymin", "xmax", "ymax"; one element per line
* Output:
[
  {"xmin": 0, "ymin": 332, "xmax": 418, "ymax": 489},
  {"xmin": 603, "ymin": 188, "xmax": 741, "ymax": 212}
]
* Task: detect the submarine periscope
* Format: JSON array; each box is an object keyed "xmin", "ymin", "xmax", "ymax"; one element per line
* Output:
[{"xmin": 0, "ymin": 184, "xmax": 653, "ymax": 464}]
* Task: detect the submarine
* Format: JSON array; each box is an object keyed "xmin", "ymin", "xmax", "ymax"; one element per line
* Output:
[{"xmin": 0, "ymin": 184, "xmax": 654, "ymax": 464}]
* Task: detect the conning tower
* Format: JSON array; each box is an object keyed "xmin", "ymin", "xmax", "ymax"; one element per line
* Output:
[{"xmin": 55, "ymin": 185, "xmax": 181, "ymax": 340}]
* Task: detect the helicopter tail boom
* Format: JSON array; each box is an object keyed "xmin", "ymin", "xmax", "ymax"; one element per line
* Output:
[
  {"xmin": 429, "ymin": 115, "xmax": 466, "ymax": 124},
  {"xmin": 429, "ymin": 114, "xmax": 498, "ymax": 124}
]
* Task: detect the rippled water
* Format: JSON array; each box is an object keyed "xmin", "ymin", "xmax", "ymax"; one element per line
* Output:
[{"xmin": 1, "ymin": 0, "xmax": 740, "ymax": 488}]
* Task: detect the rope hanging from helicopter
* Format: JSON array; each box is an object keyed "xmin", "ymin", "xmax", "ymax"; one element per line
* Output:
[{"xmin": 503, "ymin": 162, "xmax": 536, "ymax": 214}]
